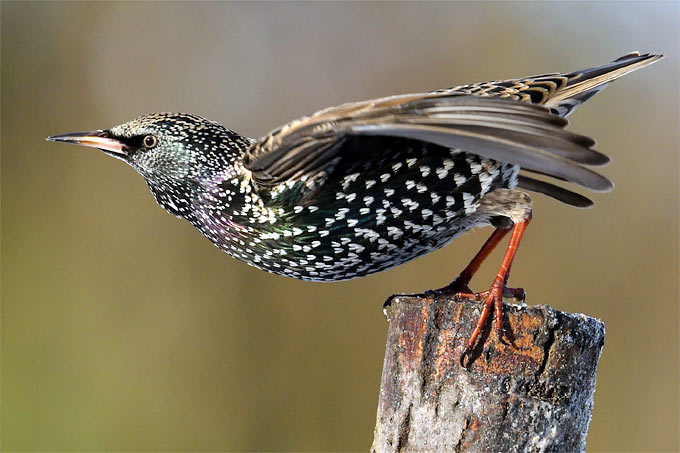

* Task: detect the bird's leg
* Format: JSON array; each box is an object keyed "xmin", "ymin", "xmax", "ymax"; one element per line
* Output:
[
  {"xmin": 438, "ymin": 227, "xmax": 510, "ymax": 295},
  {"xmin": 460, "ymin": 215, "xmax": 531, "ymax": 366},
  {"xmin": 384, "ymin": 230, "xmax": 507, "ymax": 318},
  {"xmin": 435, "ymin": 226, "xmax": 525, "ymax": 301}
]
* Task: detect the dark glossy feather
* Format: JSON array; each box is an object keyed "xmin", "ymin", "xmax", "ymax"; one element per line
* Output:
[{"xmin": 517, "ymin": 175, "xmax": 593, "ymax": 208}]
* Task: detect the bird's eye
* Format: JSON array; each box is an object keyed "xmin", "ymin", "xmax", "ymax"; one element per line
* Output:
[{"xmin": 142, "ymin": 135, "xmax": 157, "ymax": 149}]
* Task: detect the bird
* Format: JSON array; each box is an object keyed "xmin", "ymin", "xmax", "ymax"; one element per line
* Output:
[{"xmin": 48, "ymin": 52, "xmax": 661, "ymax": 363}]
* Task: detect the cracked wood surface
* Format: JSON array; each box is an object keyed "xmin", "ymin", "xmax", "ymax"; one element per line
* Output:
[{"xmin": 371, "ymin": 296, "xmax": 605, "ymax": 453}]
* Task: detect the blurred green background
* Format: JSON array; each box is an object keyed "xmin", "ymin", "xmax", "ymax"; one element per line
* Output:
[{"xmin": 2, "ymin": 1, "xmax": 678, "ymax": 451}]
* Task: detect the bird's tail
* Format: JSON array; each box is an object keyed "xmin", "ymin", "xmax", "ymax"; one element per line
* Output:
[{"xmin": 545, "ymin": 52, "xmax": 663, "ymax": 117}]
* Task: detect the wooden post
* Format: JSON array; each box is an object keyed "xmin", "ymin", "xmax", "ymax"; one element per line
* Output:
[{"xmin": 372, "ymin": 295, "xmax": 605, "ymax": 453}]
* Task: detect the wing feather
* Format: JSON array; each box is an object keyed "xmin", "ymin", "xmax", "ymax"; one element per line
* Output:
[{"xmin": 245, "ymin": 93, "xmax": 611, "ymax": 193}]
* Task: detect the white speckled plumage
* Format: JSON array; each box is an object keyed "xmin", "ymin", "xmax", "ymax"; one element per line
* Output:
[{"xmin": 47, "ymin": 53, "xmax": 662, "ymax": 282}]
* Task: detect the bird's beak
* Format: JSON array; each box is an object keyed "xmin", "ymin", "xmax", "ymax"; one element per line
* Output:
[{"xmin": 46, "ymin": 130, "xmax": 128, "ymax": 157}]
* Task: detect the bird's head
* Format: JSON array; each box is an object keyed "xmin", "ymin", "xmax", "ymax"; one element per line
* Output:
[{"xmin": 48, "ymin": 113, "xmax": 251, "ymax": 217}]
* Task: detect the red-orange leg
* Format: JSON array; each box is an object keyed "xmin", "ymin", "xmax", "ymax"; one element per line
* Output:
[
  {"xmin": 461, "ymin": 215, "xmax": 531, "ymax": 365},
  {"xmin": 440, "ymin": 227, "xmax": 510, "ymax": 294}
]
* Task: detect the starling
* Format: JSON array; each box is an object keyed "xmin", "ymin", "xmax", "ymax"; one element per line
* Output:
[{"xmin": 48, "ymin": 52, "xmax": 661, "ymax": 361}]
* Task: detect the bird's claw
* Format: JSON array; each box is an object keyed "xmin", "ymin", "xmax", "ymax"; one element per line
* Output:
[
  {"xmin": 423, "ymin": 289, "xmax": 439, "ymax": 300},
  {"xmin": 455, "ymin": 281, "xmax": 517, "ymax": 365},
  {"xmin": 454, "ymin": 286, "xmax": 525, "ymax": 303},
  {"xmin": 459, "ymin": 346, "xmax": 472, "ymax": 368},
  {"xmin": 504, "ymin": 286, "xmax": 525, "ymax": 302}
]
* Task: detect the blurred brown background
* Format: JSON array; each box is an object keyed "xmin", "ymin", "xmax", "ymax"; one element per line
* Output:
[{"xmin": 2, "ymin": 2, "xmax": 678, "ymax": 451}]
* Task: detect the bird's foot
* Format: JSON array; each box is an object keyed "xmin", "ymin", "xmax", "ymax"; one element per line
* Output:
[
  {"xmin": 455, "ymin": 286, "xmax": 525, "ymax": 303},
  {"xmin": 383, "ymin": 281, "xmax": 523, "ymax": 366},
  {"xmin": 432, "ymin": 276, "xmax": 525, "ymax": 302},
  {"xmin": 435, "ymin": 276, "xmax": 473, "ymax": 296},
  {"xmin": 455, "ymin": 279, "xmax": 523, "ymax": 368},
  {"xmin": 458, "ymin": 281, "xmax": 504, "ymax": 367}
]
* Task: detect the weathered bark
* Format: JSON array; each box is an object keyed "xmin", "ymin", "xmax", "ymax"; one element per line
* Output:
[{"xmin": 372, "ymin": 295, "xmax": 605, "ymax": 453}]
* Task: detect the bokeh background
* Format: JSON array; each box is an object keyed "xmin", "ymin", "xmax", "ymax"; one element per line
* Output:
[{"xmin": 2, "ymin": 2, "xmax": 678, "ymax": 451}]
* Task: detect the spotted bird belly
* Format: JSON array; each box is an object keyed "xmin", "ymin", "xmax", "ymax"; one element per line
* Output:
[{"xmin": 193, "ymin": 141, "xmax": 519, "ymax": 281}]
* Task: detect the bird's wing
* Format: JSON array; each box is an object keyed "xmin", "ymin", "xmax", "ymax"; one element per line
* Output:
[
  {"xmin": 244, "ymin": 92, "xmax": 612, "ymax": 197},
  {"xmin": 444, "ymin": 52, "xmax": 662, "ymax": 117}
]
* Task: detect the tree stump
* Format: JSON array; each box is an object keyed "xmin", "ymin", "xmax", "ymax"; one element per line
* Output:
[{"xmin": 372, "ymin": 295, "xmax": 605, "ymax": 453}]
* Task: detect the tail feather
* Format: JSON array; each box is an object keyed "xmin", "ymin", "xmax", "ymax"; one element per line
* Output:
[
  {"xmin": 517, "ymin": 175, "xmax": 593, "ymax": 208},
  {"xmin": 443, "ymin": 52, "xmax": 663, "ymax": 206},
  {"xmin": 545, "ymin": 52, "xmax": 663, "ymax": 116}
]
